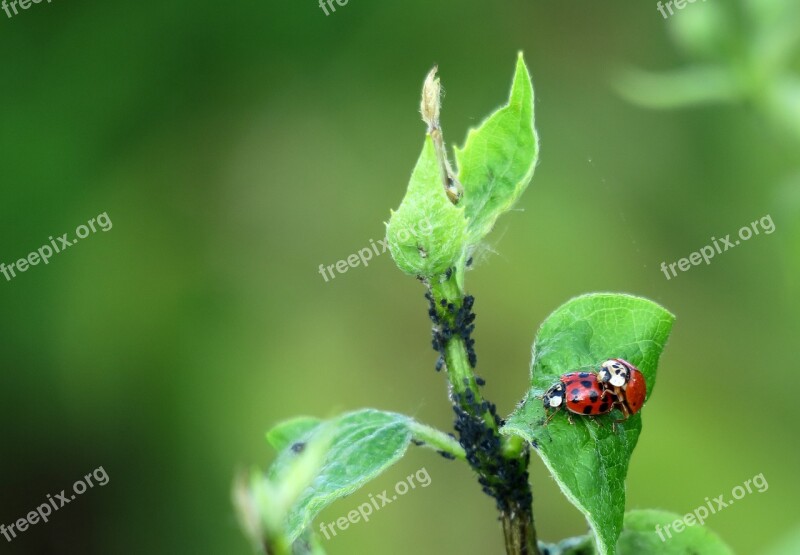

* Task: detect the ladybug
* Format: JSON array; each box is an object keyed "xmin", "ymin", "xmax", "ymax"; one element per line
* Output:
[
  {"xmin": 542, "ymin": 372, "xmax": 618, "ymax": 424},
  {"xmin": 597, "ymin": 358, "xmax": 647, "ymax": 419},
  {"xmin": 597, "ymin": 359, "xmax": 631, "ymax": 388}
]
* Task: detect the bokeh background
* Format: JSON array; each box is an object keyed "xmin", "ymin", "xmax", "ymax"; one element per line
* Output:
[{"xmin": 1, "ymin": 1, "xmax": 798, "ymax": 554}]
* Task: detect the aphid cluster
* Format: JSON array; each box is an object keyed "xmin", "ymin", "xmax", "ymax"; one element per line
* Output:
[
  {"xmin": 425, "ymin": 289, "xmax": 477, "ymax": 372},
  {"xmin": 453, "ymin": 384, "xmax": 532, "ymax": 513},
  {"xmin": 424, "ymin": 282, "xmax": 529, "ymax": 511},
  {"xmin": 542, "ymin": 358, "xmax": 647, "ymax": 424}
]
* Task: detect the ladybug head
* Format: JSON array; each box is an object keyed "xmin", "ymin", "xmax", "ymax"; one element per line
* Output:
[
  {"xmin": 542, "ymin": 382, "xmax": 565, "ymax": 409},
  {"xmin": 599, "ymin": 359, "xmax": 632, "ymax": 387}
]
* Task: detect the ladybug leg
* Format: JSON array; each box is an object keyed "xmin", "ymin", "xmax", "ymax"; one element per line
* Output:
[
  {"xmin": 601, "ymin": 387, "xmax": 620, "ymax": 402},
  {"xmin": 614, "ymin": 403, "xmax": 631, "ymax": 423},
  {"xmin": 542, "ymin": 407, "xmax": 560, "ymax": 427}
]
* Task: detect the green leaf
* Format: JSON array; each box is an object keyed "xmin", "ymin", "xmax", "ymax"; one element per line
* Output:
[
  {"xmin": 387, "ymin": 135, "xmax": 468, "ymax": 277},
  {"xmin": 267, "ymin": 417, "xmax": 322, "ymax": 451},
  {"xmin": 615, "ymin": 66, "xmax": 741, "ymax": 109},
  {"xmin": 454, "ymin": 52, "xmax": 538, "ymax": 246},
  {"xmin": 617, "ymin": 509, "xmax": 733, "ymax": 554},
  {"xmin": 267, "ymin": 409, "xmax": 414, "ymax": 542},
  {"xmin": 234, "ymin": 437, "xmax": 331, "ymax": 555},
  {"xmin": 536, "ymin": 509, "xmax": 734, "ymax": 555},
  {"xmin": 501, "ymin": 293, "xmax": 675, "ymax": 555}
]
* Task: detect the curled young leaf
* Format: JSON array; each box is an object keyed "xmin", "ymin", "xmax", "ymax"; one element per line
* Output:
[
  {"xmin": 454, "ymin": 52, "xmax": 538, "ymax": 247},
  {"xmin": 266, "ymin": 417, "xmax": 322, "ymax": 451},
  {"xmin": 387, "ymin": 135, "xmax": 467, "ymax": 278}
]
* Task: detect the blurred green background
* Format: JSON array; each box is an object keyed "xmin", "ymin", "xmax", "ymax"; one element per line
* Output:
[{"xmin": 1, "ymin": 1, "xmax": 798, "ymax": 554}]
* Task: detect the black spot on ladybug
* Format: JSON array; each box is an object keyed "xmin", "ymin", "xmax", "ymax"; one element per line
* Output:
[
  {"xmin": 571, "ymin": 388, "xmax": 580, "ymax": 396},
  {"xmin": 580, "ymin": 380, "xmax": 593, "ymax": 388},
  {"xmin": 579, "ymin": 372, "xmax": 590, "ymax": 378},
  {"xmin": 582, "ymin": 406, "xmax": 593, "ymax": 415},
  {"xmin": 291, "ymin": 442, "xmax": 306, "ymax": 453},
  {"xmin": 589, "ymin": 390, "xmax": 599, "ymax": 402}
]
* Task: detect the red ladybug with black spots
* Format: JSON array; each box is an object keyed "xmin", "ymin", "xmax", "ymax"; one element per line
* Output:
[
  {"xmin": 542, "ymin": 371, "xmax": 618, "ymax": 423},
  {"xmin": 597, "ymin": 358, "xmax": 647, "ymax": 419}
]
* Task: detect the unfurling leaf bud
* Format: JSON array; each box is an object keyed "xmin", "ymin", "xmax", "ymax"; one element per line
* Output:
[{"xmin": 387, "ymin": 135, "xmax": 467, "ymax": 278}]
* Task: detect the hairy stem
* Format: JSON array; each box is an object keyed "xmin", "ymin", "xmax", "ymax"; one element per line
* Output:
[
  {"xmin": 426, "ymin": 270, "xmax": 540, "ymax": 555},
  {"xmin": 408, "ymin": 421, "xmax": 467, "ymax": 461},
  {"xmin": 428, "ymin": 276, "xmax": 495, "ymax": 429}
]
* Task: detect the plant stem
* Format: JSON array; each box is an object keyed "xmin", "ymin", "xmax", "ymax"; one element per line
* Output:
[
  {"xmin": 501, "ymin": 432, "xmax": 528, "ymax": 459},
  {"xmin": 502, "ymin": 492, "xmax": 539, "ymax": 555},
  {"xmin": 408, "ymin": 421, "xmax": 467, "ymax": 461},
  {"xmin": 427, "ymin": 270, "xmax": 541, "ymax": 555},
  {"xmin": 429, "ymin": 276, "xmax": 496, "ymax": 431}
]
